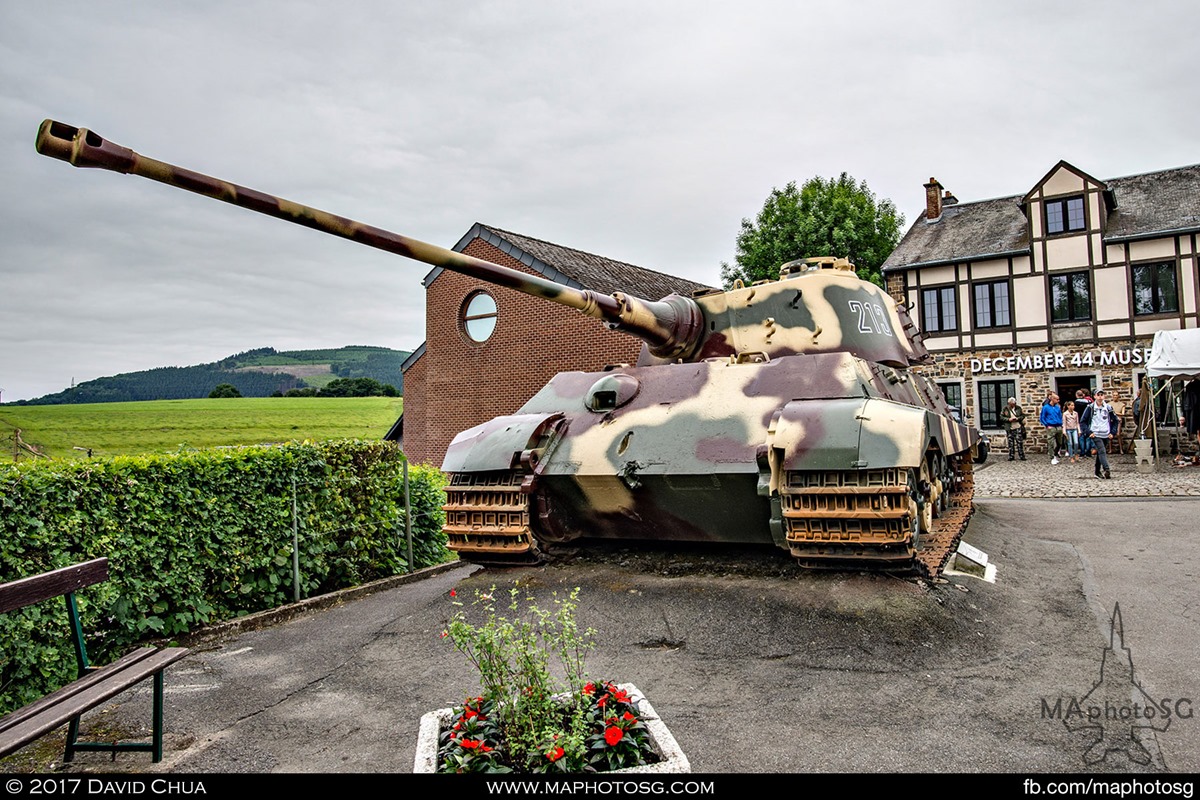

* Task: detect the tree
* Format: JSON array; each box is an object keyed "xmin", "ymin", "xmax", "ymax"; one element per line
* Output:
[
  {"xmin": 720, "ymin": 173, "xmax": 903, "ymax": 289},
  {"xmin": 208, "ymin": 383, "xmax": 242, "ymax": 398},
  {"xmin": 317, "ymin": 377, "xmax": 399, "ymax": 398}
]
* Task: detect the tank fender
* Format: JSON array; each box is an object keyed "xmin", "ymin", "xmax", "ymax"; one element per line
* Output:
[
  {"xmin": 441, "ymin": 413, "xmax": 565, "ymax": 473},
  {"xmin": 769, "ymin": 398, "xmax": 934, "ymax": 471}
]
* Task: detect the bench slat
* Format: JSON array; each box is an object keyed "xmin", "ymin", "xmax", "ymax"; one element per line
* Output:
[
  {"xmin": 0, "ymin": 647, "xmax": 189, "ymax": 757},
  {"xmin": 0, "ymin": 559, "xmax": 109, "ymax": 613}
]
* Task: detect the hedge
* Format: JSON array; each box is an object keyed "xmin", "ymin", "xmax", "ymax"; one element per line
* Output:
[{"xmin": 0, "ymin": 440, "xmax": 449, "ymax": 714}]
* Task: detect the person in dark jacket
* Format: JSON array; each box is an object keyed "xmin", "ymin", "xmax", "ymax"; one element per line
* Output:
[
  {"xmin": 1002, "ymin": 397, "xmax": 1026, "ymax": 461},
  {"xmin": 1075, "ymin": 388, "xmax": 1094, "ymax": 457},
  {"xmin": 1182, "ymin": 379, "xmax": 1200, "ymax": 464}
]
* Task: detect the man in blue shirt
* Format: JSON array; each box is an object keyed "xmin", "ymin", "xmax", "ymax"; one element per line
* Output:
[{"xmin": 1040, "ymin": 393, "xmax": 1065, "ymax": 464}]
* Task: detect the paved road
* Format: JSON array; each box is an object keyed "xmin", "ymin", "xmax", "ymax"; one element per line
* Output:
[{"xmin": 8, "ymin": 493, "xmax": 1195, "ymax": 775}]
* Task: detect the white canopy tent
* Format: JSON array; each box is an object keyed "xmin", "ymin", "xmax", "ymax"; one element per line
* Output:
[
  {"xmin": 1147, "ymin": 328, "xmax": 1200, "ymax": 379},
  {"xmin": 1142, "ymin": 328, "xmax": 1200, "ymax": 457}
]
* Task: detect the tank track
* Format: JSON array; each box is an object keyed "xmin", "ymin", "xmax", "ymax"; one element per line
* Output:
[
  {"xmin": 442, "ymin": 471, "xmax": 543, "ymax": 566},
  {"xmin": 782, "ymin": 456, "xmax": 974, "ymax": 578},
  {"xmin": 443, "ymin": 459, "xmax": 974, "ymax": 578}
]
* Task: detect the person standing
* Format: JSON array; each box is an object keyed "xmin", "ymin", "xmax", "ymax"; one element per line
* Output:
[
  {"xmin": 1181, "ymin": 378, "xmax": 1200, "ymax": 465},
  {"xmin": 1002, "ymin": 396, "xmax": 1026, "ymax": 461},
  {"xmin": 1063, "ymin": 402, "xmax": 1081, "ymax": 463},
  {"xmin": 1040, "ymin": 392, "xmax": 1065, "ymax": 464},
  {"xmin": 1082, "ymin": 389, "xmax": 1117, "ymax": 479},
  {"xmin": 1075, "ymin": 389, "xmax": 1094, "ymax": 458}
]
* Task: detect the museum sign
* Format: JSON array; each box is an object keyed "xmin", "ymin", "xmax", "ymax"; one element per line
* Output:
[{"xmin": 969, "ymin": 347, "xmax": 1154, "ymax": 374}]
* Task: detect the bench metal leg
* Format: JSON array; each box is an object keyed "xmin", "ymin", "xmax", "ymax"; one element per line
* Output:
[
  {"xmin": 58, "ymin": 670, "xmax": 168, "ymax": 763},
  {"xmin": 152, "ymin": 670, "xmax": 164, "ymax": 763},
  {"xmin": 64, "ymin": 716, "xmax": 80, "ymax": 762}
]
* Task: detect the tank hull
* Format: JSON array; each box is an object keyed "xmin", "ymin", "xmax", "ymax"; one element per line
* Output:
[{"xmin": 442, "ymin": 352, "xmax": 978, "ymax": 576}]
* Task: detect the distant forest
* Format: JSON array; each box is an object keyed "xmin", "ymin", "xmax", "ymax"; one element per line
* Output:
[{"xmin": 14, "ymin": 346, "xmax": 411, "ymax": 406}]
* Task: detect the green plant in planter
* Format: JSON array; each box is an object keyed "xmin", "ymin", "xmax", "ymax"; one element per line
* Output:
[{"xmin": 439, "ymin": 585, "xmax": 656, "ymax": 774}]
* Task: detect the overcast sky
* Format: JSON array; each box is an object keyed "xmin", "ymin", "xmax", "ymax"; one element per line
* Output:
[{"xmin": 2, "ymin": 2, "xmax": 1198, "ymax": 402}]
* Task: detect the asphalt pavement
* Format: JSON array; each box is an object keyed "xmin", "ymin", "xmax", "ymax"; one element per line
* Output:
[{"xmin": 3, "ymin": 458, "xmax": 1197, "ymax": 775}]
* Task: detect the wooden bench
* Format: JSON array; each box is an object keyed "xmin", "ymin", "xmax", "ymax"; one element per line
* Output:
[{"xmin": 0, "ymin": 558, "xmax": 189, "ymax": 763}]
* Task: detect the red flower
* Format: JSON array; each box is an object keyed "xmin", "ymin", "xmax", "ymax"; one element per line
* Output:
[
  {"xmin": 440, "ymin": 630, "xmax": 448, "ymax": 639},
  {"xmin": 545, "ymin": 746, "xmax": 565, "ymax": 762},
  {"xmin": 460, "ymin": 738, "xmax": 489, "ymax": 750},
  {"xmin": 582, "ymin": 682, "xmax": 595, "ymax": 695},
  {"xmin": 622, "ymin": 711, "xmax": 636, "ymax": 722},
  {"xmin": 604, "ymin": 726, "xmax": 624, "ymax": 746},
  {"xmin": 449, "ymin": 589, "xmax": 457, "ymax": 598},
  {"xmin": 613, "ymin": 688, "xmax": 630, "ymax": 703},
  {"xmin": 596, "ymin": 693, "xmax": 609, "ymax": 707}
]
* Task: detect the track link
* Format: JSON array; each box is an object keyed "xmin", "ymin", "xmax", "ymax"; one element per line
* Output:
[
  {"xmin": 443, "ymin": 470, "xmax": 542, "ymax": 566},
  {"xmin": 782, "ymin": 456, "xmax": 975, "ymax": 578}
]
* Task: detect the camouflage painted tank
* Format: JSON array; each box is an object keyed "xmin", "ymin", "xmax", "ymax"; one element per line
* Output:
[{"xmin": 36, "ymin": 120, "xmax": 978, "ymax": 577}]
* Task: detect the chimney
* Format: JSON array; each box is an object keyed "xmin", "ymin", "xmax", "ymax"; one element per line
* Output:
[
  {"xmin": 943, "ymin": 189, "xmax": 958, "ymax": 206},
  {"xmin": 924, "ymin": 178, "xmax": 943, "ymax": 221}
]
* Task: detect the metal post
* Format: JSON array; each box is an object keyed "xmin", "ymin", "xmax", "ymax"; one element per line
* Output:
[
  {"xmin": 404, "ymin": 459, "xmax": 414, "ymax": 573},
  {"xmin": 292, "ymin": 476, "xmax": 300, "ymax": 603}
]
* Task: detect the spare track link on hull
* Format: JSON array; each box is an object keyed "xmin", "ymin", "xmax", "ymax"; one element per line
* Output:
[
  {"xmin": 782, "ymin": 457, "xmax": 975, "ymax": 578},
  {"xmin": 443, "ymin": 471, "xmax": 543, "ymax": 566}
]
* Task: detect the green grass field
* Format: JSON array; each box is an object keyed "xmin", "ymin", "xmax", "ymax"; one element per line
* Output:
[{"xmin": 0, "ymin": 397, "xmax": 403, "ymax": 460}]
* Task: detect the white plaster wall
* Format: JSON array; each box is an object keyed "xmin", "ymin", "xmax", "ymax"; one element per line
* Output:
[
  {"xmin": 971, "ymin": 259, "xmax": 1009, "ymax": 279},
  {"xmin": 1094, "ymin": 267, "xmax": 1130, "ymax": 320},
  {"xmin": 1134, "ymin": 318, "xmax": 1183, "ymax": 336},
  {"xmin": 920, "ymin": 265, "xmax": 955, "ymax": 285},
  {"xmin": 1046, "ymin": 236, "xmax": 1090, "ymax": 270},
  {"xmin": 924, "ymin": 335, "xmax": 959, "ymax": 351},
  {"xmin": 1105, "ymin": 244, "xmax": 1126, "ymax": 265},
  {"xmin": 1128, "ymin": 239, "xmax": 1176, "ymax": 261},
  {"xmin": 1043, "ymin": 169, "xmax": 1086, "ymax": 196},
  {"xmin": 974, "ymin": 332, "xmax": 1012, "ymax": 347},
  {"xmin": 1013, "ymin": 276, "xmax": 1046, "ymax": 327},
  {"xmin": 1183, "ymin": 260, "xmax": 1197, "ymax": 314},
  {"xmin": 1098, "ymin": 322, "xmax": 1131, "ymax": 338}
]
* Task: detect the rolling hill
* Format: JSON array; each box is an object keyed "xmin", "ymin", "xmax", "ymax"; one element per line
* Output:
[{"xmin": 11, "ymin": 346, "xmax": 411, "ymax": 406}]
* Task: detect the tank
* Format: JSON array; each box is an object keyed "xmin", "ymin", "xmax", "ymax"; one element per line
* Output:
[{"xmin": 35, "ymin": 119, "xmax": 978, "ymax": 578}]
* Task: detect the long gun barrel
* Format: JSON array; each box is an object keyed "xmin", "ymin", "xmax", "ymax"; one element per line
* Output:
[{"xmin": 35, "ymin": 119, "xmax": 704, "ymax": 359}]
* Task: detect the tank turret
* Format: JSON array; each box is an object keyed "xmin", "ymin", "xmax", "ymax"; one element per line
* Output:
[{"xmin": 36, "ymin": 118, "xmax": 978, "ymax": 577}]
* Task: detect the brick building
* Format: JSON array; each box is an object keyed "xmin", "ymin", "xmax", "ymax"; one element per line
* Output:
[
  {"xmin": 393, "ymin": 224, "xmax": 711, "ymax": 465},
  {"xmin": 882, "ymin": 161, "xmax": 1200, "ymax": 453}
]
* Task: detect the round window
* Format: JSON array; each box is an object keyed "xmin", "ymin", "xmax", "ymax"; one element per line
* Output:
[{"xmin": 462, "ymin": 291, "xmax": 498, "ymax": 343}]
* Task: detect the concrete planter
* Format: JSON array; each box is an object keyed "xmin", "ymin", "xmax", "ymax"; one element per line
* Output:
[{"xmin": 414, "ymin": 683, "xmax": 690, "ymax": 773}]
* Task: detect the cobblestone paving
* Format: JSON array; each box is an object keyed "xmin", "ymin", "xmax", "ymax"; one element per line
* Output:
[{"xmin": 974, "ymin": 450, "xmax": 1200, "ymax": 498}]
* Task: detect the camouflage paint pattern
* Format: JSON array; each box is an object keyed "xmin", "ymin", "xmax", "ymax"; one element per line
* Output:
[{"xmin": 35, "ymin": 121, "xmax": 977, "ymax": 574}]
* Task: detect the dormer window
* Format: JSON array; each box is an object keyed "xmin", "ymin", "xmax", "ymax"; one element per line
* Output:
[{"xmin": 1045, "ymin": 196, "xmax": 1086, "ymax": 234}]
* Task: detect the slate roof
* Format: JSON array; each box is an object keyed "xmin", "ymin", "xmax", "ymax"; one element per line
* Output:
[
  {"xmin": 1102, "ymin": 164, "xmax": 1200, "ymax": 242},
  {"xmin": 883, "ymin": 163, "xmax": 1200, "ymax": 271},
  {"xmin": 424, "ymin": 223, "xmax": 714, "ymax": 298}
]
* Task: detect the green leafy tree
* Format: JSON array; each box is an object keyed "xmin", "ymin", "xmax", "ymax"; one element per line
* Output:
[
  {"xmin": 208, "ymin": 383, "xmax": 242, "ymax": 398},
  {"xmin": 720, "ymin": 173, "xmax": 903, "ymax": 288},
  {"xmin": 318, "ymin": 377, "xmax": 399, "ymax": 398}
]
